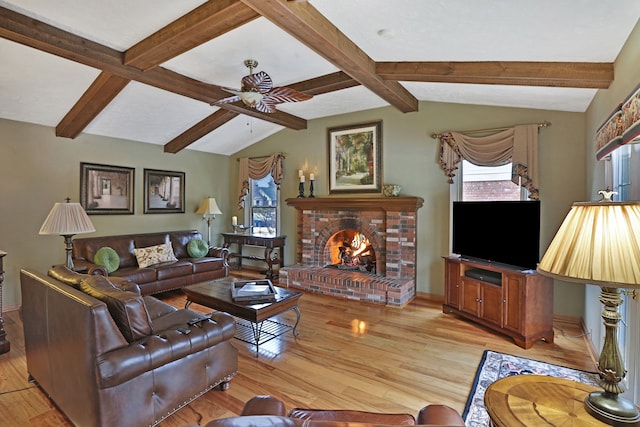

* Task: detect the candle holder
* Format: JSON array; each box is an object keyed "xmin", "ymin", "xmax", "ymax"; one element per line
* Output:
[
  {"xmin": 297, "ymin": 181, "xmax": 306, "ymax": 198},
  {"xmin": 308, "ymin": 179, "xmax": 315, "ymax": 198},
  {"xmin": 232, "ymin": 224, "xmax": 239, "ymax": 233}
]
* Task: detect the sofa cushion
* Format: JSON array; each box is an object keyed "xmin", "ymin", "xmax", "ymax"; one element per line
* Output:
[
  {"xmin": 190, "ymin": 257, "xmax": 226, "ymax": 273},
  {"xmin": 110, "ymin": 266, "xmax": 157, "ymax": 284},
  {"xmin": 187, "ymin": 238, "xmax": 209, "ymax": 258},
  {"xmin": 48, "ymin": 265, "xmax": 85, "ymax": 289},
  {"xmin": 154, "ymin": 260, "xmax": 194, "ymax": 280},
  {"xmin": 79, "ymin": 275, "xmax": 153, "ymax": 342},
  {"xmin": 134, "ymin": 242, "xmax": 178, "ymax": 268},
  {"xmin": 94, "ymin": 247, "xmax": 120, "ymax": 273}
]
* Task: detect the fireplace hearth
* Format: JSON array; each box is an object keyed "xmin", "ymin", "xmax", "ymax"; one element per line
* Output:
[{"xmin": 283, "ymin": 197, "xmax": 423, "ymax": 307}]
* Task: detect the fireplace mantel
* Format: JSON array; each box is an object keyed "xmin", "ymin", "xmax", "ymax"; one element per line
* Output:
[{"xmin": 286, "ymin": 196, "xmax": 424, "ymax": 211}]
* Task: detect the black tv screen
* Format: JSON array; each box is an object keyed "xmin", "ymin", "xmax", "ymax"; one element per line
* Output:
[{"xmin": 452, "ymin": 200, "xmax": 541, "ymax": 270}]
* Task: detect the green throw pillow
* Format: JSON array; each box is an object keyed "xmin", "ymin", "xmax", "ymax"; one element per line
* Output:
[
  {"xmin": 94, "ymin": 246, "xmax": 120, "ymax": 273},
  {"xmin": 187, "ymin": 238, "xmax": 209, "ymax": 258}
]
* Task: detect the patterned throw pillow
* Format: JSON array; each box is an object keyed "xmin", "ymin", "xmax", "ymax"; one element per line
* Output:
[{"xmin": 134, "ymin": 242, "xmax": 178, "ymax": 268}]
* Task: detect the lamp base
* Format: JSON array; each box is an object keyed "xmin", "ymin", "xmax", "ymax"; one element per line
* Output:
[{"xmin": 585, "ymin": 392, "xmax": 640, "ymax": 426}]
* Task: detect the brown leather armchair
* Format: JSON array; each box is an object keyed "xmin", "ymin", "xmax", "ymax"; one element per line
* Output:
[{"xmin": 197, "ymin": 395, "xmax": 465, "ymax": 427}]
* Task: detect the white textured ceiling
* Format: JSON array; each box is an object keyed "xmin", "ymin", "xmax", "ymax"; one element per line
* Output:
[{"xmin": 0, "ymin": 0, "xmax": 639, "ymax": 155}]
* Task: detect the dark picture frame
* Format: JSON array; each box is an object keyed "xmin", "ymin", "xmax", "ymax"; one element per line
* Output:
[
  {"xmin": 80, "ymin": 162, "xmax": 134, "ymax": 215},
  {"xmin": 143, "ymin": 169, "xmax": 185, "ymax": 214},
  {"xmin": 327, "ymin": 120, "xmax": 382, "ymax": 194}
]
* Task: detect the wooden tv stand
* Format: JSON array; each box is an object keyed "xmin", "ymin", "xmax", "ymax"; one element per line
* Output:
[{"xmin": 442, "ymin": 256, "xmax": 554, "ymax": 349}]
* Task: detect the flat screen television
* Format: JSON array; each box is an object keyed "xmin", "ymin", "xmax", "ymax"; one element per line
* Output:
[{"xmin": 452, "ymin": 200, "xmax": 541, "ymax": 270}]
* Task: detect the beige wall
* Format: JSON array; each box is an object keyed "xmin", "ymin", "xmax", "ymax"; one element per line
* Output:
[
  {"xmin": 231, "ymin": 104, "xmax": 587, "ymax": 316},
  {"xmin": 0, "ymin": 119, "xmax": 230, "ymax": 310}
]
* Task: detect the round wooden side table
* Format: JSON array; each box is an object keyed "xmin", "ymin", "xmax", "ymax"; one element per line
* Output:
[{"xmin": 484, "ymin": 374, "xmax": 609, "ymax": 426}]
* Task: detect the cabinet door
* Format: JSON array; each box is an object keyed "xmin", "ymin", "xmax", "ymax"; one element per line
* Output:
[
  {"xmin": 479, "ymin": 283, "xmax": 503, "ymax": 325},
  {"xmin": 460, "ymin": 278, "xmax": 480, "ymax": 316},
  {"xmin": 444, "ymin": 260, "xmax": 461, "ymax": 308},
  {"xmin": 503, "ymin": 273, "xmax": 523, "ymax": 332}
]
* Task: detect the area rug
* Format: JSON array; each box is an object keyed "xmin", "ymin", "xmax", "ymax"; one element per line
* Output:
[{"xmin": 462, "ymin": 349, "xmax": 600, "ymax": 427}]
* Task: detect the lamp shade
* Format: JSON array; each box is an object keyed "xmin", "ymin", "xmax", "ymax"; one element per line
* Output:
[
  {"xmin": 39, "ymin": 202, "xmax": 96, "ymax": 236},
  {"xmin": 196, "ymin": 197, "xmax": 222, "ymax": 216},
  {"xmin": 537, "ymin": 201, "xmax": 640, "ymax": 288}
]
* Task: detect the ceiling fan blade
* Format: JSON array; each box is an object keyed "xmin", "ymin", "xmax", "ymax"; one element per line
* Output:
[
  {"xmin": 241, "ymin": 71, "xmax": 273, "ymax": 94},
  {"xmin": 211, "ymin": 94, "xmax": 242, "ymax": 106},
  {"xmin": 254, "ymin": 100, "xmax": 277, "ymax": 114},
  {"xmin": 264, "ymin": 86, "xmax": 313, "ymax": 104}
]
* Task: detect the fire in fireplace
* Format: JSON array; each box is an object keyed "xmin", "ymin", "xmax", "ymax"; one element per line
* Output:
[{"xmin": 325, "ymin": 229, "xmax": 376, "ymax": 273}]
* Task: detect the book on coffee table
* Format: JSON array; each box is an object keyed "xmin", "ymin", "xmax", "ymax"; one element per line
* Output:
[{"xmin": 231, "ymin": 279, "xmax": 276, "ymax": 303}]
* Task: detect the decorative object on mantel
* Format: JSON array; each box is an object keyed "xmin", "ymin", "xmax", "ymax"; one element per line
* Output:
[
  {"xmin": 308, "ymin": 173, "xmax": 315, "ymax": 198},
  {"xmin": 195, "ymin": 197, "xmax": 222, "ymax": 246},
  {"xmin": 328, "ymin": 121, "xmax": 382, "ymax": 194},
  {"xmin": 0, "ymin": 250, "xmax": 9, "ymax": 354},
  {"xmin": 432, "ymin": 121, "xmax": 550, "ymax": 201},
  {"xmin": 297, "ymin": 170, "xmax": 306, "ymax": 198},
  {"xmin": 382, "ymin": 184, "xmax": 401, "ymax": 197},
  {"xmin": 537, "ymin": 191, "xmax": 640, "ymax": 426},
  {"xmin": 596, "ymin": 82, "xmax": 640, "ymax": 160},
  {"xmin": 39, "ymin": 198, "xmax": 96, "ymax": 269}
]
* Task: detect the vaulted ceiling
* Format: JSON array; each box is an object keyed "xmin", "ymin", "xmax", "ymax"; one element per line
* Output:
[{"xmin": 1, "ymin": 1, "xmax": 639, "ymax": 155}]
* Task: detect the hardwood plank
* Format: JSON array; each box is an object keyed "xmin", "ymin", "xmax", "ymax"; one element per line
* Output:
[{"xmin": 0, "ymin": 271, "xmax": 595, "ymax": 426}]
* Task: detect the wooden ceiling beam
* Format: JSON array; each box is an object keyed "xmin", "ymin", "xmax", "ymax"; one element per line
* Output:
[
  {"xmin": 0, "ymin": 6, "xmax": 308, "ymax": 135},
  {"xmin": 56, "ymin": 72, "xmax": 131, "ymax": 138},
  {"xmin": 164, "ymin": 109, "xmax": 239, "ymax": 153},
  {"xmin": 289, "ymin": 71, "xmax": 359, "ymax": 95},
  {"xmin": 240, "ymin": 0, "xmax": 418, "ymax": 113},
  {"xmin": 376, "ymin": 61, "xmax": 613, "ymax": 89},
  {"xmin": 125, "ymin": 0, "xmax": 259, "ymax": 71}
]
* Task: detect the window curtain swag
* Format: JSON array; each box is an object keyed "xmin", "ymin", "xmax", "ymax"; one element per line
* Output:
[
  {"xmin": 438, "ymin": 124, "xmax": 540, "ymax": 200},
  {"xmin": 238, "ymin": 153, "xmax": 285, "ymax": 209}
]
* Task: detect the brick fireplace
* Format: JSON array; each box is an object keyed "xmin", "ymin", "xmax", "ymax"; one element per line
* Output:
[{"xmin": 282, "ymin": 197, "xmax": 423, "ymax": 307}]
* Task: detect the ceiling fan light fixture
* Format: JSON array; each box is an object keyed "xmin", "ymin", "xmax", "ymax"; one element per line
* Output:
[{"xmin": 212, "ymin": 59, "xmax": 313, "ymax": 113}]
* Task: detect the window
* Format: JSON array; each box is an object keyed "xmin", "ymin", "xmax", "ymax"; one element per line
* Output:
[
  {"xmin": 608, "ymin": 143, "xmax": 640, "ymax": 404},
  {"xmin": 461, "ymin": 160, "xmax": 526, "ymax": 201},
  {"xmin": 247, "ymin": 174, "xmax": 279, "ymax": 235}
]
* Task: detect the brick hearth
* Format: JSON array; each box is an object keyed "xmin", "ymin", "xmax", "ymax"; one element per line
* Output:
[{"xmin": 283, "ymin": 197, "xmax": 423, "ymax": 307}]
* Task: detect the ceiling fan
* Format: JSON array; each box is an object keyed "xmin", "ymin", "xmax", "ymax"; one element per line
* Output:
[{"xmin": 212, "ymin": 59, "xmax": 313, "ymax": 113}]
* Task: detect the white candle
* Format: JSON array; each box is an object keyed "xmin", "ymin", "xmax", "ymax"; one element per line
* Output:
[
  {"xmin": 300, "ymin": 176, "xmax": 305, "ymax": 183},
  {"xmin": 309, "ymin": 173, "xmax": 315, "ymax": 181},
  {"xmin": 231, "ymin": 216, "xmax": 237, "ymax": 226},
  {"xmin": 298, "ymin": 169, "xmax": 304, "ymax": 177}
]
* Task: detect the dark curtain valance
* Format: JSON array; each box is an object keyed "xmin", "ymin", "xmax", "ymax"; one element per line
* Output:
[
  {"xmin": 437, "ymin": 124, "xmax": 540, "ymax": 200},
  {"xmin": 237, "ymin": 153, "xmax": 285, "ymax": 209}
]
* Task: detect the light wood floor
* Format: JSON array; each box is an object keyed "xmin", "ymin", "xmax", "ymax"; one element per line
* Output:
[{"xmin": 0, "ymin": 271, "xmax": 596, "ymax": 426}]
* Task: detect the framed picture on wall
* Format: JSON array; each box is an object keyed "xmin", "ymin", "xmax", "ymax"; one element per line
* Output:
[
  {"xmin": 327, "ymin": 120, "xmax": 382, "ymax": 194},
  {"xmin": 80, "ymin": 162, "xmax": 134, "ymax": 215},
  {"xmin": 143, "ymin": 169, "xmax": 185, "ymax": 214}
]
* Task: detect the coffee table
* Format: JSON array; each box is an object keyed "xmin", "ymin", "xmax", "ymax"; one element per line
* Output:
[{"xmin": 183, "ymin": 278, "xmax": 302, "ymax": 354}]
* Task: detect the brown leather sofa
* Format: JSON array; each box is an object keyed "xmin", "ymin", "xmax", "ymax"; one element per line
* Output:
[
  {"xmin": 195, "ymin": 395, "xmax": 465, "ymax": 427},
  {"xmin": 72, "ymin": 229, "xmax": 229, "ymax": 295},
  {"xmin": 21, "ymin": 266, "xmax": 238, "ymax": 427}
]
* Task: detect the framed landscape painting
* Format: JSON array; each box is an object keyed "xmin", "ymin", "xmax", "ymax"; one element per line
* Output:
[
  {"xmin": 327, "ymin": 121, "xmax": 382, "ymax": 194},
  {"xmin": 143, "ymin": 169, "xmax": 185, "ymax": 214},
  {"xmin": 80, "ymin": 162, "xmax": 134, "ymax": 215}
]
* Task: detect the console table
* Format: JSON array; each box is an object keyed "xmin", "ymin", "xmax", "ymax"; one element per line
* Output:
[
  {"xmin": 222, "ymin": 233, "xmax": 285, "ymax": 280},
  {"xmin": 0, "ymin": 250, "xmax": 9, "ymax": 354}
]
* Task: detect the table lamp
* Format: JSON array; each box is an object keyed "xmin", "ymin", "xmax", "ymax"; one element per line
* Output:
[
  {"xmin": 39, "ymin": 198, "xmax": 96, "ymax": 270},
  {"xmin": 537, "ymin": 193, "xmax": 640, "ymax": 426},
  {"xmin": 196, "ymin": 197, "xmax": 222, "ymax": 246}
]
